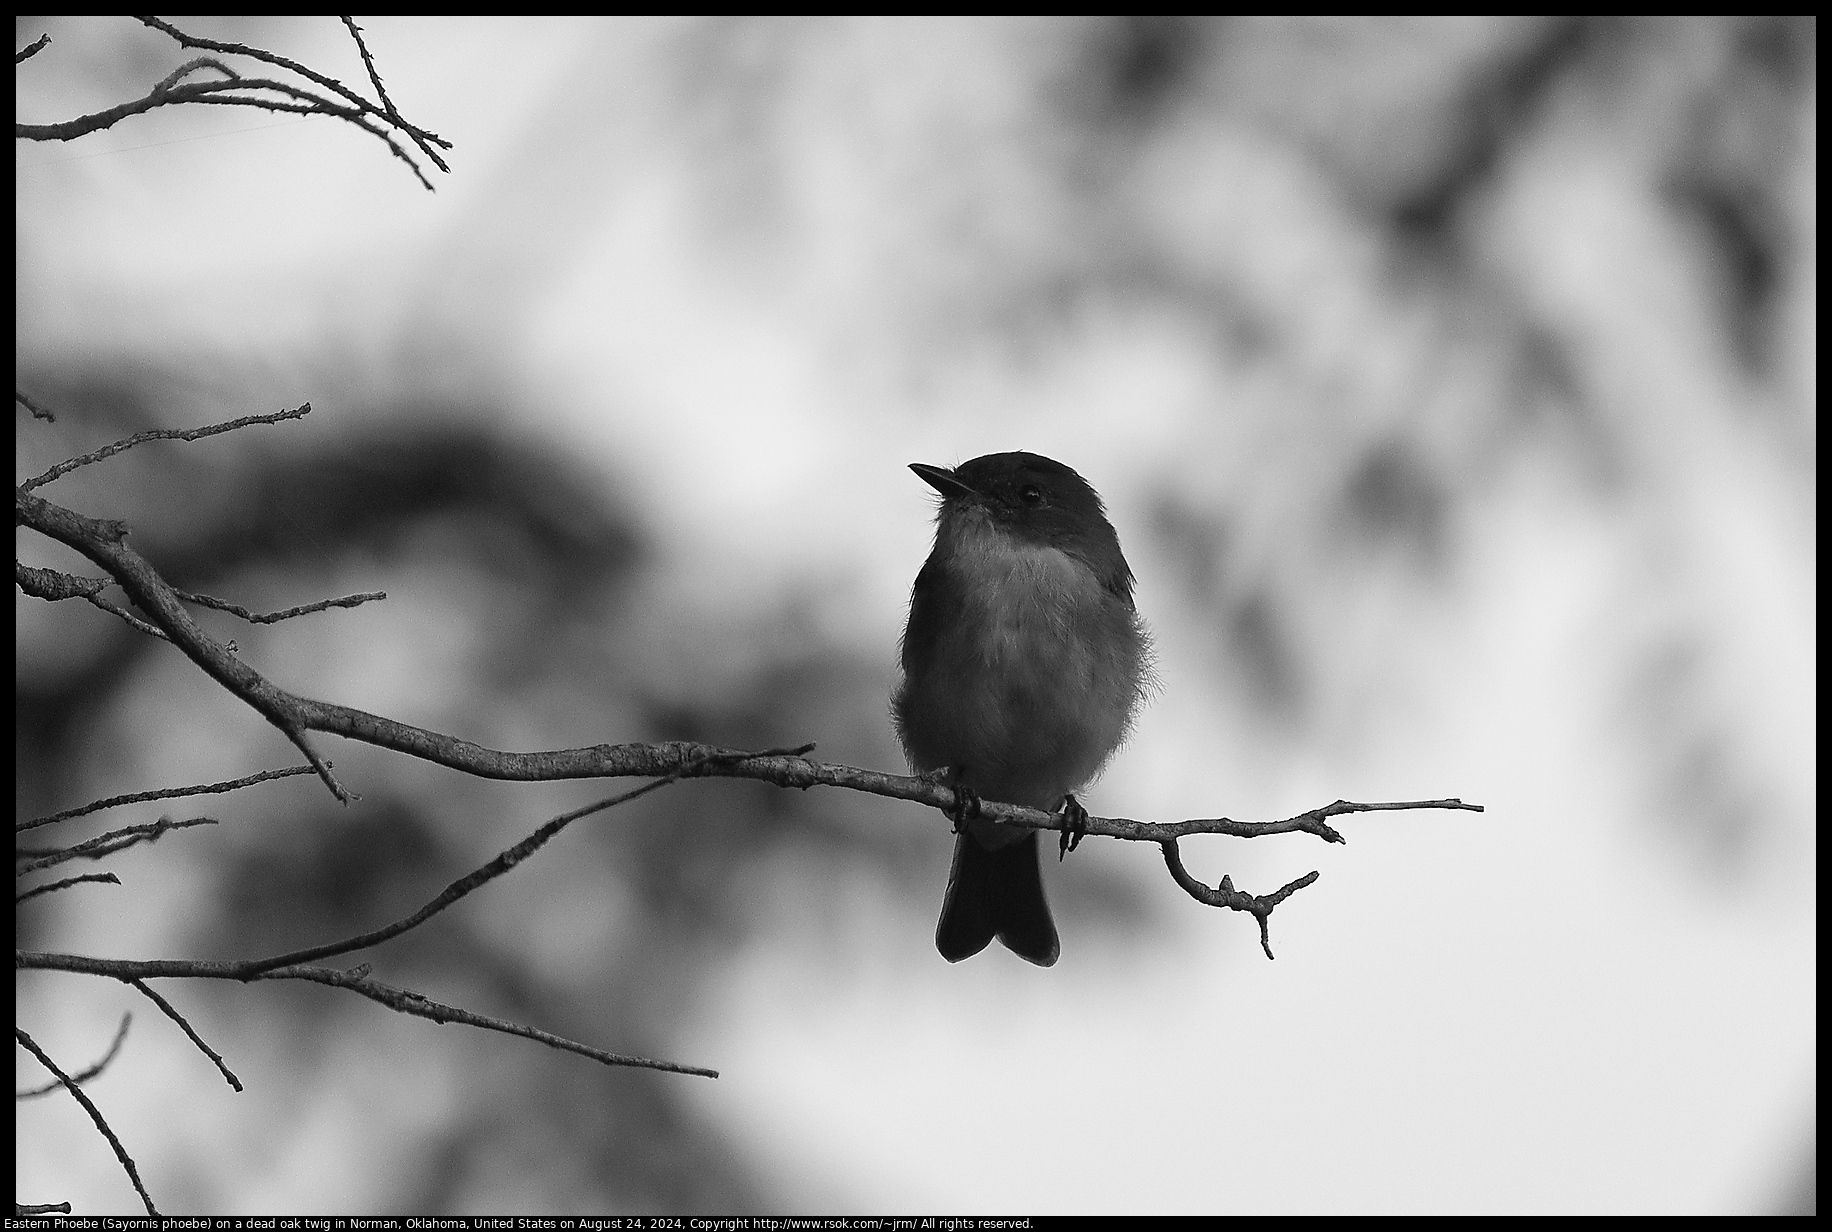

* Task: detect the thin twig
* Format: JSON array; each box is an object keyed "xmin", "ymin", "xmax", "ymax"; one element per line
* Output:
[
  {"xmin": 16, "ymin": 750, "xmax": 803, "ymax": 1087},
  {"xmin": 21, "ymin": 17, "xmax": 451, "ymax": 190},
  {"xmin": 1160, "ymin": 840, "xmax": 1321, "ymax": 960},
  {"xmin": 21, "ymin": 485, "xmax": 1497, "ymax": 842},
  {"xmin": 15, "ymin": 1013, "xmax": 131, "ymax": 1098},
  {"xmin": 150, "ymin": 56, "xmax": 239, "ymax": 94},
  {"xmin": 339, "ymin": 16, "xmax": 440, "ymax": 173},
  {"xmin": 17, "ymin": 562, "xmax": 167, "ymax": 639},
  {"xmin": 18, "ymin": 954, "xmax": 718, "ymax": 1079},
  {"xmin": 342, "ymin": 18, "xmax": 398, "ymax": 113},
  {"xmin": 177, "ymin": 587, "xmax": 387, "ymax": 624},
  {"xmin": 275, "ymin": 965, "xmax": 719, "ymax": 1078},
  {"xmin": 239, "ymin": 744, "xmax": 816, "ymax": 978},
  {"xmin": 17, "ymin": 76, "xmax": 361, "ymax": 141},
  {"xmin": 21, "ymin": 765, "xmax": 317, "ymax": 833},
  {"xmin": 18, "ymin": 403, "xmax": 311, "ymax": 491},
  {"xmin": 136, "ymin": 15, "xmax": 451, "ymax": 163},
  {"xmin": 20, "ymin": 487, "xmax": 349, "ymax": 798},
  {"xmin": 16, "ymin": 388, "xmax": 56, "ymax": 420},
  {"xmin": 176, "ymin": 79, "xmax": 439, "ymax": 190},
  {"xmin": 15, "ymin": 1028, "xmax": 159, "ymax": 1215},
  {"xmin": 86, "ymin": 593, "xmax": 172, "ymax": 641},
  {"xmin": 129, "ymin": 980, "xmax": 242, "ymax": 1091},
  {"xmin": 17, "ymin": 564, "xmax": 382, "ymax": 640},
  {"xmin": 15, "ymin": 562, "xmax": 107, "ymax": 602},
  {"xmin": 17, "ymin": 872, "xmax": 122, "ymax": 905},
  {"xmin": 134, "ymin": 16, "xmax": 450, "ymax": 181},
  {"xmin": 16, "ymin": 816, "xmax": 219, "ymax": 876}
]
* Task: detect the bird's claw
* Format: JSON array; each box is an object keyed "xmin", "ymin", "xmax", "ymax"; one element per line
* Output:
[
  {"xmin": 1058, "ymin": 793, "xmax": 1090, "ymax": 861},
  {"xmin": 944, "ymin": 768, "xmax": 980, "ymax": 833}
]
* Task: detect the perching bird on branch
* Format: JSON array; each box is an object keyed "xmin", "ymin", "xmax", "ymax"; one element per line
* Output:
[{"xmin": 893, "ymin": 452, "xmax": 1151, "ymax": 967}]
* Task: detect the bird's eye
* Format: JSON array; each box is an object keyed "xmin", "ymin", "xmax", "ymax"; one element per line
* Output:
[{"xmin": 1019, "ymin": 485, "xmax": 1044, "ymax": 506}]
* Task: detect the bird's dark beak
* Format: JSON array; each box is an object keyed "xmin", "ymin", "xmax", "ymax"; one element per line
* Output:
[{"xmin": 910, "ymin": 463, "xmax": 978, "ymax": 501}]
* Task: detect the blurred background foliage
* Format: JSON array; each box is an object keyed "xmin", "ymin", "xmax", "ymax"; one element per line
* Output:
[{"xmin": 16, "ymin": 16, "xmax": 1814, "ymax": 1214}]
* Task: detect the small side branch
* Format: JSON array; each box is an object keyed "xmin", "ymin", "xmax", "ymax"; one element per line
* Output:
[
  {"xmin": 176, "ymin": 587, "xmax": 387, "ymax": 624},
  {"xmin": 238, "ymin": 744, "xmax": 813, "ymax": 978},
  {"xmin": 16, "ymin": 953, "xmax": 718, "ymax": 1080},
  {"xmin": 136, "ymin": 14, "xmax": 450, "ymax": 173},
  {"xmin": 18, "ymin": 561, "xmax": 383, "ymax": 631},
  {"xmin": 1160, "ymin": 840, "xmax": 1321, "ymax": 960},
  {"xmin": 274, "ymin": 965, "xmax": 719, "ymax": 1079},
  {"xmin": 16, "ymin": 816, "xmax": 219, "ymax": 876},
  {"xmin": 21, "ymin": 765, "xmax": 316, "ymax": 832},
  {"xmin": 337, "ymin": 17, "xmax": 448, "ymax": 173},
  {"xmin": 15, "ymin": 562, "xmax": 170, "ymax": 640},
  {"xmin": 16, "ymin": 872, "xmax": 122, "ymax": 905},
  {"xmin": 16, "ymin": 562, "xmax": 107, "ymax": 602},
  {"xmin": 15, "ymin": 1028, "xmax": 159, "ymax": 1215},
  {"xmin": 19, "ymin": 403, "xmax": 312, "ymax": 491},
  {"xmin": 16, "ymin": 752, "xmax": 804, "ymax": 1086},
  {"xmin": 15, "ymin": 1013, "xmax": 131, "ymax": 1098},
  {"xmin": 16, "ymin": 388, "xmax": 56, "ymax": 420},
  {"xmin": 20, "ymin": 17, "xmax": 450, "ymax": 190},
  {"xmin": 128, "ymin": 980, "xmax": 241, "ymax": 1092}
]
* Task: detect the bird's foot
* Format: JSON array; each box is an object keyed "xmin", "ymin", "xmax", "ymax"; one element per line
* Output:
[
  {"xmin": 938, "ymin": 766, "xmax": 980, "ymax": 833},
  {"xmin": 1058, "ymin": 793, "xmax": 1090, "ymax": 861}
]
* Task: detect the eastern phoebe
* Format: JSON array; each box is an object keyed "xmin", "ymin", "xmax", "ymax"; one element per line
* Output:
[{"xmin": 893, "ymin": 452, "xmax": 1150, "ymax": 966}]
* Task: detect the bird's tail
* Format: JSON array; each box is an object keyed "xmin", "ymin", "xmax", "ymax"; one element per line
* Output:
[{"xmin": 935, "ymin": 829, "xmax": 1060, "ymax": 967}]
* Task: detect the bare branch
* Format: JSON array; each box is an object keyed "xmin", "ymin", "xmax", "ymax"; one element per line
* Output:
[
  {"xmin": 134, "ymin": 16, "xmax": 372, "ymax": 107},
  {"xmin": 16, "ymin": 561, "xmax": 171, "ymax": 641},
  {"xmin": 16, "ymin": 872, "xmax": 122, "ymax": 905},
  {"xmin": 19, "ymin": 403, "xmax": 311, "ymax": 492},
  {"xmin": 18, "ymin": 463, "xmax": 1479, "ymax": 971},
  {"xmin": 1083, "ymin": 795, "xmax": 1485, "ymax": 847},
  {"xmin": 135, "ymin": 15, "xmax": 450, "ymax": 180},
  {"xmin": 177, "ymin": 587, "xmax": 387, "ymax": 624},
  {"xmin": 16, "ymin": 388, "xmax": 56, "ymax": 420},
  {"xmin": 136, "ymin": 15, "xmax": 450, "ymax": 159},
  {"xmin": 1160, "ymin": 840, "xmax": 1321, "ymax": 960},
  {"xmin": 15, "ymin": 1028, "xmax": 159, "ymax": 1215},
  {"xmin": 13, "ymin": 74, "xmax": 341, "ymax": 143},
  {"xmin": 175, "ymin": 80, "xmax": 440, "ymax": 191},
  {"xmin": 19, "ymin": 486, "xmax": 1493, "ymax": 844},
  {"xmin": 240, "ymin": 745, "xmax": 813, "ymax": 978},
  {"xmin": 18, "ymin": 565, "xmax": 381, "ymax": 642},
  {"xmin": 338, "ymin": 16, "xmax": 448, "ymax": 172},
  {"xmin": 341, "ymin": 18, "xmax": 401, "ymax": 121},
  {"xmin": 16, "ymin": 34, "xmax": 51, "ymax": 65},
  {"xmin": 16, "ymin": 816, "xmax": 219, "ymax": 876},
  {"xmin": 149, "ymin": 55, "xmax": 239, "ymax": 94},
  {"xmin": 19, "ymin": 486, "xmax": 351, "ymax": 797},
  {"xmin": 17, "ymin": 955, "xmax": 718, "ymax": 1080},
  {"xmin": 21, "ymin": 765, "xmax": 317, "ymax": 832},
  {"xmin": 14, "ymin": 750, "xmax": 795, "ymax": 1089},
  {"xmin": 279, "ymin": 965, "xmax": 719, "ymax": 1078},
  {"xmin": 15, "ymin": 1013, "xmax": 131, "ymax": 1098},
  {"xmin": 20, "ymin": 17, "xmax": 451, "ymax": 190},
  {"xmin": 15, "ymin": 562, "xmax": 106, "ymax": 602},
  {"xmin": 128, "ymin": 980, "xmax": 241, "ymax": 1092},
  {"xmin": 87, "ymin": 596, "xmax": 169, "ymax": 640}
]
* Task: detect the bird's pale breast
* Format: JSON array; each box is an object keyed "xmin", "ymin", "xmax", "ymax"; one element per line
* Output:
[{"xmin": 895, "ymin": 515, "xmax": 1144, "ymax": 815}]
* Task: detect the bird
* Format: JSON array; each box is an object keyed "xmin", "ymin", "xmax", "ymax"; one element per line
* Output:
[{"xmin": 892, "ymin": 451, "xmax": 1150, "ymax": 966}]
